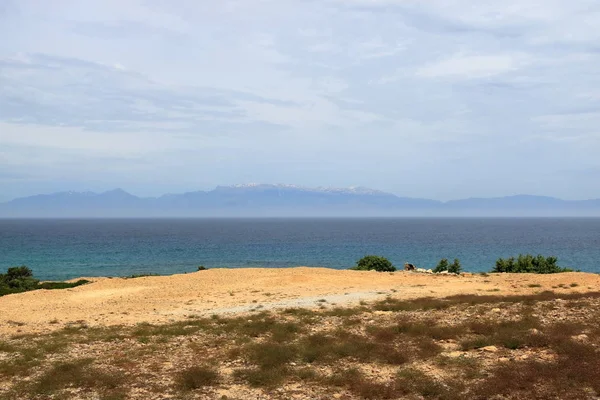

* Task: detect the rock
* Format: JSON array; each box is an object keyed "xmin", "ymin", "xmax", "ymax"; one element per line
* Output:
[
  {"xmin": 491, "ymin": 308, "xmax": 501, "ymax": 313},
  {"xmin": 481, "ymin": 346, "xmax": 499, "ymax": 353},
  {"xmin": 404, "ymin": 263, "xmax": 416, "ymax": 271},
  {"xmin": 573, "ymin": 334, "xmax": 589, "ymax": 341},
  {"xmin": 499, "ymin": 357, "xmax": 510, "ymax": 362},
  {"xmin": 447, "ymin": 351, "xmax": 463, "ymax": 358},
  {"xmin": 374, "ymin": 311, "xmax": 392, "ymax": 316},
  {"xmin": 333, "ymin": 394, "xmax": 343, "ymax": 399},
  {"xmin": 529, "ymin": 328, "xmax": 541, "ymax": 335}
]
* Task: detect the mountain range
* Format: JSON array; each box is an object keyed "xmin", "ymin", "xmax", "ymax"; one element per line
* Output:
[{"xmin": 1, "ymin": 184, "xmax": 599, "ymax": 217}]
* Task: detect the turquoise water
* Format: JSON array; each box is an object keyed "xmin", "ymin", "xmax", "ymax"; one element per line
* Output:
[{"xmin": 1, "ymin": 218, "xmax": 599, "ymax": 281}]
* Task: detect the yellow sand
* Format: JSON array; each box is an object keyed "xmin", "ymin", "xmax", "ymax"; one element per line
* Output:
[{"xmin": 1, "ymin": 268, "xmax": 598, "ymax": 336}]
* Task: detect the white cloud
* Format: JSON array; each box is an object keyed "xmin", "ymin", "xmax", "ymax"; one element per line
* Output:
[
  {"xmin": 416, "ymin": 53, "xmax": 529, "ymax": 79},
  {"xmin": 533, "ymin": 112, "xmax": 600, "ymax": 125},
  {"xmin": 1, "ymin": 0, "xmax": 600, "ymax": 200}
]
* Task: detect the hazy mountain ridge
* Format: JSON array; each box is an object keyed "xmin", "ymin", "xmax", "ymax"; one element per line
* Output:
[{"xmin": 1, "ymin": 185, "xmax": 599, "ymax": 217}]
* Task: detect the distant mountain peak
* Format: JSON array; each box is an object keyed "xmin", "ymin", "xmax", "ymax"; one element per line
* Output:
[
  {"xmin": 219, "ymin": 183, "xmax": 388, "ymax": 195},
  {"xmin": 102, "ymin": 188, "xmax": 133, "ymax": 196},
  {"xmin": 64, "ymin": 190, "xmax": 96, "ymax": 196}
]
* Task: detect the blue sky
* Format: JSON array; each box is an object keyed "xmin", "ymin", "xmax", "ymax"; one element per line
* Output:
[{"xmin": 1, "ymin": 0, "xmax": 599, "ymax": 202}]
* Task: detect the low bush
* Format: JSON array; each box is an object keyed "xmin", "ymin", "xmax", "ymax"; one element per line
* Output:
[
  {"xmin": 39, "ymin": 280, "xmax": 90, "ymax": 290},
  {"xmin": 0, "ymin": 266, "xmax": 90, "ymax": 297},
  {"xmin": 351, "ymin": 255, "xmax": 396, "ymax": 272},
  {"xmin": 124, "ymin": 273, "xmax": 159, "ymax": 279},
  {"xmin": 493, "ymin": 254, "xmax": 572, "ymax": 273}
]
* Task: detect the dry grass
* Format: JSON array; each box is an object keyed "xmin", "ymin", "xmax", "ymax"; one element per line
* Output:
[
  {"xmin": 176, "ymin": 365, "xmax": 220, "ymax": 390},
  {"xmin": 1, "ymin": 291, "xmax": 599, "ymax": 399}
]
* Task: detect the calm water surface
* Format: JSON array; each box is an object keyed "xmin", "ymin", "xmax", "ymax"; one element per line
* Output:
[{"xmin": 1, "ymin": 218, "xmax": 599, "ymax": 280}]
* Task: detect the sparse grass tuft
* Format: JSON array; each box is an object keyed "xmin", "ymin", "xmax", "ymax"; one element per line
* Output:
[
  {"xmin": 460, "ymin": 336, "xmax": 493, "ymax": 350},
  {"xmin": 328, "ymin": 368, "xmax": 400, "ymax": 399},
  {"xmin": 0, "ymin": 340, "xmax": 16, "ymax": 353},
  {"xmin": 435, "ymin": 355, "xmax": 482, "ymax": 379},
  {"xmin": 234, "ymin": 367, "xmax": 289, "ymax": 388},
  {"xmin": 322, "ymin": 306, "xmax": 365, "ymax": 317},
  {"xmin": 396, "ymin": 368, "xmax": 459, "ymax": 399},
  {"xmin": 176, "ymin": 366, "xmax": 220, "ymax": 390},
  {"xmin": 270, "ymin": 321, "xmax": 302, "ymax": 342},
  {"xmin": 244, "ymin": 342, "xmax": 297, "ymax": 369},
  {"xmin": 298, "ymin": 332, "xmax": 410, "ymax": 365},
  {"xmin": 30, "ymin": 358, "xmax": 125, "ymax": 397}
]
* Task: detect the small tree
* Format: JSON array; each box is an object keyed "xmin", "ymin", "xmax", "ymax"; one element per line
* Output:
[
  {"xmin": 0, "ymin": 266, "xmax": 39, "ymax": 294},
  {"xmin": 352, "ymin": 255, "xmax": 396, "ymax": 272},
  {"xmin": 433, "ymin": 258, "xmax": 449, "ymax": 273},
  {"xmin": 448, "ymin": 259, "xmax": 462, "ymax": 274},
  {"xmin": 6, "ymin": 266, "xmax": 34, "ymax": 280}
]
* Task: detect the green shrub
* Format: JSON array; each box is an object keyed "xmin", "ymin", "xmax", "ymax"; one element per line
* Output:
[
  {"xmin": 6, "ymin": 266, "xmax": 34, "ymax": 280},
  {"xmin": 448, "ymin": 259, "xmax": 462, "ymax": 274},
  {"xmin": 433, "ymin": 258, "xmax": 462, "ymax": 274},
  {"xmin": 0, "ymin": 267, "xmax": 89, "ymax": 297},
  {"xmin": 433, "ymin": 259, "xmax": 449, "ymax": 273},
  {"xmin": 0, "ymin": 266, "xmax": 39, "ymax": 296},
  {"xmin": 492, "ymin": 255, "xmax": 572, "ymax": 274},
  {"xmin": 38, "ymin": 280, "xmax": 90, "ymax": 290},
  {"xmin": 351, "ymin": 256, "xmax": 396, "ymax": 272}
]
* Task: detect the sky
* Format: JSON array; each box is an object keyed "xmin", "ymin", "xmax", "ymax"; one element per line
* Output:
[{"xmin": 1, "ymin": 0, "xmax": 600, "ymax": 202}]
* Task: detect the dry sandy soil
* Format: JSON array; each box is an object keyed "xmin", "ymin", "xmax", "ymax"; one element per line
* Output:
[{"xmin": 1, "ymin": 268, "xmax": 599, "ymax": 337}]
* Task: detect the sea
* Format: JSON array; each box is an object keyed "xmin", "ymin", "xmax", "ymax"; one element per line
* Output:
[{"xmin": 1, "ymin": 218, "xmax": 599, "ymax": 281}]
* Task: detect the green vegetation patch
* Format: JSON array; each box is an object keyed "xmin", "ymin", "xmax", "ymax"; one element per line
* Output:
[
  {"xmin": 0, "ymin": 266, "xmax": 90, "ymax": 297},
  {"xmin": 351, "ymin": 255, "xmax": 396, "ymax": 272},
  {"xmin": 493, "ymin": 254, "xmax": 573, "ymax": 273},
  {"xmin": 433, "ymin": 258, "xmax": 463, "ymax": 274}
]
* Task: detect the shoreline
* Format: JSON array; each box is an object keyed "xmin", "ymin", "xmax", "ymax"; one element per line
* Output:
[{"xmin": 2, "ymin": 267, "xmax": 599, "ymax": 337}]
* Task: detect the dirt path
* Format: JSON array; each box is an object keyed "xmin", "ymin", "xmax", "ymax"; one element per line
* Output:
[{"xmin": 1, "ymin": 268, "xmax": 598, "ymax": 336}]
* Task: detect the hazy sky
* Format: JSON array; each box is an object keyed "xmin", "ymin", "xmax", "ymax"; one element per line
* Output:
[{"xmin": 1, "ymin": 0, "xmax": 600, "ymax": 202}]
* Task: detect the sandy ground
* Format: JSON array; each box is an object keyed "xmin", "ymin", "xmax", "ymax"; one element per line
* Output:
[{"xmin": 1, "ymin": 268, "xmax": 599, "ymax": 337}]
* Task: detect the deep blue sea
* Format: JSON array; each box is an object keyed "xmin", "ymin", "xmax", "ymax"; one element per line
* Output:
[{"xmin": 1, "ymin": 218, "xmax": 599, "ymax": 281}]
